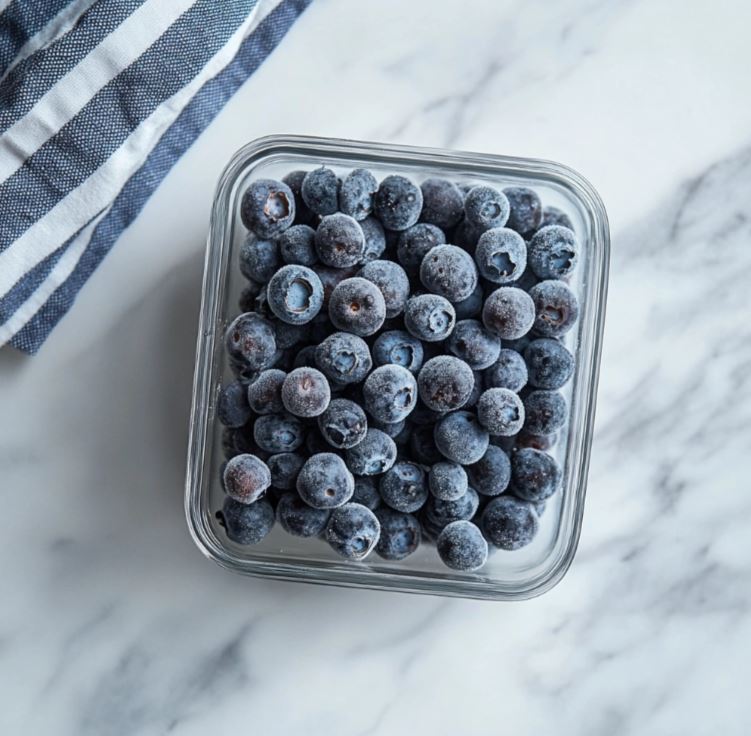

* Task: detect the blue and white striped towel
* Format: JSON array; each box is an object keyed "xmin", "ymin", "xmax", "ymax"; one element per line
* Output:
[{"xmin": 0, "ymin": 0, "xmax": 311, "ymax": 354}]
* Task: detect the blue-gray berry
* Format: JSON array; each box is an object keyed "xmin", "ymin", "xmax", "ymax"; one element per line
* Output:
[
  {"xmin": 397, "ymin": 223, "xmax": 446, "ymax": 272},
  {"xmin": 503, "ymin": 186, "xmax": 543, "ymax": 236},
  {"xmin": 281, "ymin": 367, "xmax": 330, "ymax": 418},
  {"xmin": 223, "ymin": 454, "xmax": 271, "ymax": 504},
  {"xmin": 409, "ymin": 424, "xmax": 443, "ymax": 465},
  {"xmin": 359, "ymin": 216, "xmax": 387, "ymax": 262},
  {"xmin": 315, "ymin": 213, "xmax": 365, "ymax": 268},
  {"xmin": 434, "ymin": 410, "xmax": 489, "ymax": 465},
  {"xmin": 379, "ymin": 461, "xmax": 429, "ymax": 513},
  {"xmin": 481, "ymin": 495, "xmax": 539, "ymax": 550},
  {"xmin": 484, "ymin": 349, "xmax": 528, "ymax": 392},
  {"xmin": 374, "ymin": 175, "xmax": 423, "ymax": 230},
  {"xmin": 267, "ymin": 265, "xmax": 324, "ymax": 325},
  {"xmin": 315, "ymin": 331, "xmax": 372, "ymax": 385},
  {"xmin": 339, "ymin": 168, "xmax": 378, "ymax": 221},
  {"xmin": 328, "ymin": 277, "xmax": 386, "ymax": 336},
  {"xmin": 267, "ymin": 452, "xmax": 305, "ymax": 490},
  {"xmin": 372, "ymin": 330, "xmax": 424, "ymax": 373},
  {"xmin": 420, "ymin": 178, "xmax": 464, "ymax": 230},
  {"xmin": 523, "ymin": 390, "xmax": 567, "ymax": 435},
  {"xmin": 278, "ymin": 224, "xmax": 318, "ymax": 266},
  {"xmin": 325, "ymin": 503, "xmax": 381, "ymax": 560},
  {"xmin": 363, "ymin": 364, "xmax": 418, "ymax": 423},
  {"xmin": 529, "ymin": 280, "xmax": 579, "ymax": 337},
  {"xmin": 424, "ymin": 486, "xmax": 480, "ymax": 530},
  {"xmin": 241, "ymin": 178, "xmax": 295, "ymax": 238},
  {"xmin": 404, "ymin": 293, "xmax": 456, "ymax": 342},
  {"xmin": 239, "ymin": 234, "xmax": 280, "ymax": 283},
  {"xmin": 524, "ymin": 338, "xmax": 574, "ymax": 390},
  {"xmin": 282, "ymin": 170, "xmax": 317, "ymax": 226},
  {"xmin": 420, "ymin": 244, "xmax": 478, "ymax": 303},
  {"xmin": 417, "ymin": 355, "xmax": 474, "ymax": 412},
  {"xmin": 224, "ymin": 313, "xmax": 277, "ymax": 370},
  {"xmin": 541, "ymin": 206, "xmax": 574, "ymax": 231},
  {"xmin": 527, "ymin": 225, "xmax": 578, "ymax": 279},
  {"xmin": 447, "ymin": 319, "xmax": 501, "ymax": 370},
  {"xmin": 253, "ymin": 413, "xmax": 305, "ymax": 453},
  {"xmin": 437, "ymin": 520, "xmax": 488, "ymax": 571},
  {"xmin": 428, "ymin": 461, "xmax": 468, "ymax": 501},
  {"xmin": 220, "ymin": 497, "xmax": 275, "ymax": 545},
  {"xmin": 477, "ymin": 388, "xmax": 525, "ymax": 436},
  {"xmin": 453, "ymin": 282, "xmax": 484, "ymax": 320},
  {"xmin": 510, "ymin": 448, "xmax": 562, "ymax": 502},
  {"xmin": 474, "ymin": 227, "xmax": 527, "ymax": 284},
  {"xmin": 464, "ymin": 185, "xmax": 510, "ymax": 229},
  {"xmin": 217, "ymin": 380, "xmax": 252, "ymax": 428},
  {"xmin": 301, "ymin": 166, "xmax": 340, "ymax": 216},
  {"xmin": 247, "ymin": 369, "xmax": 286, "ymax": 415},
  {"xmin": 276, "ymin": 492, "xmax": 331, "ymax": 537},
  {"xmin": 357, "ymin": 259, "xmax": 410, "ymax": 318},
  {"xmin": 467, "ymin": 445, "xmax": 511, "ymax": 496},
  {"xmin": 482, "ymin": 286, "xmax": 536, "ymax": 340},
  {"xmin": 318, "ymin": 398, "xmax": 368, "ymax": 449},
  {"xmin": 352, "ymin": 476, "xmax": 381, "ymax": 510},
  {"xmin": 375, "ymin": 508, "xmax": 422, "ymax": 560},
  {"xmin": 297, "ymin": 452, "xmax": 355, "ymax": 509},
  {"xmin": 345, "ymin": 428, "xmax": 397, "ymax": 476}
]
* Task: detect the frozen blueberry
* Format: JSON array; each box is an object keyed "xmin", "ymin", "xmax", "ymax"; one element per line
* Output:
[
  {"xmin": 429, "ymin": 462, "xmax": 468, "ymax": 501},
  {"xmin": 420, "ymin": 244, "xmax": 478, "ymax": 303},
  {"xmin": 409, "ymin": 424, "xmax": 443, "ymax": 465},
  {"xmin": 217, "ymin": 380, "xmax": 251, "ymax": 428},
  {"xmin": 281, "ymin": 367, "xmax": 331, "ymax": 418},
  {"xmin": 297, "ymin": 452, "xmax": 354, "ymax": 509},
  {"xmin": 247, "ymin": 369, "xmax": 286, "ymax": 415},
  {"xmin": 404, "ymin": 293, "xmax": 456, "ymax": 342},
  {"xmin": 223, "ymin": 454, "xmax": 271, "ymax": 504},
  {"xmin": 420, "ymin": 178, "xmax": 464, "ymax": 230},
  {"xmin": 484, "ymin": 349, "xmax": 528, "ymax": 392},
  {"xmin": 267, "ymin": 265, "xmax": 324, "ymax": 325},
  {"xmin": 424, "ymin": 486, "xmax": 480, "ymax": 530},
  {"xmin": 464, "ymin": 185, "xmax": 510, "ymax": 229},
  {"xmin": 511, "ymin": 448, "xmax": 562, "ymax": 502},
  {"xmin": 292, "ymin": 345, "xmax": 317, "ymax": 370},
  {"xmin": 339, "ymin": 168, "xmax": 378, "ymax": 221},
  {"xmin": 240, "ymin": 178, "xmax": 295, "ymax": 238},
  {"xmin": 282, "ymin": 170, "xmax": 316, "ymax": 226},
  {"xmin": 370, "ymin": 418, "xmax": 405, "ymax": 438},
  {"xmin": 345, "ymin": 428, "xmax": 397, "ymax": 476},
  {"xmin": 357, "ymin": 260, "xmax": 410, "ymax": 318},
  {"xmin": 465, "ymin": 370, "xmax": 483, "ymax": 408},
  {"xmin": 238, "ymin": 281, "xmax": 264, "ymax": 312},
  {"xmin": 477, "ymin": 388, "xmax": 525, "ymax": 436},
  {"xmin": 363, "ymin": 364, "xmax": 418, "ymax": 423},
  {"xmin": 222, "ymin": 425, "xmax": 267, "ymax": 461},
  {"xmin": 315, "ymin": 213, "xmax": 365, "ymax": 268},
  {"xmin": 503, "ymin": 186, "xmax": 543, "ymax": 236},
  {"xmin": 437, "ymin": 520, "xmax": 488, "ymax": 571},
  {"xmin": 225, "ymin": 313, "xmax": 277, "ymax": 370},
  {"xmin": 434, "ymin": 410, "xmax": 489, "ymax": 465},
  {"xmin": 267, "ymin": 452, "xmax": 305, "ymax": 490},
  {"xmin": 253, "ymin": 414, "xmax": 305, "ymax": 453},
  {"xmin": 273, "ymin": 323, "xmax": 306, "ymax": 351},
  {"xmin": 239, "ymin": 234, "xmax": 280, "ymax": 283},
  {"xmin": 372, "ymin": 330, "xmax": 424, "ymax": 373},
  {"xmin": 359, "ymin": 216, "xmax": 387, "ymax": 262},
  {"xmin": 301, "ymin": 166, "xmax": 340, "ymax": 216},
  {"xmin": 524, "ymin": 338, "xmax": 574, "ymax": 390},
  {"xmin": 329, "ymin": 277, "xmax": 387, "ymax": 337},
  {"xmin": 315, "ymin": 332, "xmax": 372, "ymax": 386},
  {"xmin": 523, "ymin": 390, "xmax": 567, "ymax": 435},
  {"xmin": 352, "ymin": 476, "xmax": 381, "ymax": 510},
  {"xmin": 375, "ymin": 508, "xmax": 422, "ymax": 560},
  {"xmin": 447, "ymin": 319, "xmax": 501, "ymax": 370},
  {"xmin": 397, "ymin": 223, "xmax": 446, "ymax": 272},
  {"xmin": 453, "ymin": 282, "xmax": 484, "ymax": 320},
  {"xmin": 278, "ymin": 224, "xmax": 318, "ymax": 266},
  {"xmin": 312, "ymin": 264, "xmax": 359, "ymax": 306},
  {"xmin": 474, "ymin": 228, "xmax": 527, "ymax": 284},
  {"xmin": 528, "ymin": 225, "xmax": 578, "ymax": 279},
  {"xmin": 276, "ymin": 492, "xmax": 331, "ymax": 537},
  {"xmin": 374, "ymin": 175, "xmax": 423, "ymax": 231},
  {"xmin": 516, "ymin": 430, "xmax": 558, "ymax": 451},
  {"xmin": 453, "ymin": 219, "xmax": 486, "ymax": 253},
  {"xmin": 326, "ymin": 503, "xmax": 381, "ymax": 560},
  {"xmin": 220, "ymin": 497, "xmax": 274, "ymax": 545},
  {"xmin": 467, "ymin": 445, "xmax": 511, "ymax": 497},
  {"xmin": 318, "ymin": 399, "xmax": 368, "ymax": 449},
  {"xmin": 482, "ymin": 287, "xmax": 535, "ymax": 340},
  {"xmin": 541, "ymin": 205, "xmax": 574, "ymax": 231},
  {"xmin": 529, "ymin": 280, "xmax": 579, "ymax": 337},
  {"xmin": 379, "ymin": 461, "xmax": 429, "ymax": 513},
  {"xmin": 417, "ymin": 356, "xmax": 474, "ymax": 412},
  {"xmin": 481, "ymin": 495, "xmax": 539, "ymax": 550}
]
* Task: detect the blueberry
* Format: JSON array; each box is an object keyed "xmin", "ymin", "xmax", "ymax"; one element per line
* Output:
[
  {"xmin": 363, "ymin": 364, "xmax": 418, "ymax": 423},
  {"xmin": 417, "ymin": 356, "xmax": 474, "ymax": 412},
  {"xmin": 465, "ymin": 370, "xmax": 483, "ymax": 408},
  {"xmin": 510, "ymin": 267, "xmax": 540, "ymax": 293},
  {"xmin": 474, "ymin": 227, "xmax": 527, "ymax": 284},
  {"xmin": 481, "ymin": 495, "xmax": 539, "ymax": 550},
  {"xmin": 404, "ymin": 293, "xmax": 456, "ymax": 342},
  {"xmin": 223, "ymin": 454, "xmax": 271, "ymax": 504},
  {"xmin": 217, "ymin": 380, "xmax": 251, "ymax": 428},
  {"xmin": 278, "ymin": 224, "xmax": 318, "ymax": 266},
  {"xmin": 419, "ymin": 178, "xmax": 464, "ymax": 230},
  {"xmin": 379, "ymin": 461, "xmax": 429, "ymax": 513},
  {"xmin": 453, "ymin": 282, "xmax": 484, "ymax": 320},
  {"xmin": 424, "ymin": 486, "xmax": 480, "ymax": 529},
  {"xmin": 397, "ymin": 223, "xmax": 446, "ymax": 272},
  {"xmin": 482, "ymin": 287, "xmax": 535, "ymax": 340},
  {"xmin": 524, "ymin": 338, "xmax": 574, "ymax": 390},
  {"xmin": 238, "ymin": 234, "xmax": 280, "ymax": 283},
  {"xmin": 447, "ymin": 319, "xmax": 501, "ymax": 370},
  {"xmin": 281, "ymin": 367, "xmax": 331, "ymax": 418},
  {"xmin": 375, "ymin": 508, "xmax": 422, "ymax": 560},
  {"xmin": 315, "ymin": 213, "xmax": 365, "ymax": 268},
  {"xmin": 357, "ymin": 260, "xmax": 410, "ymax": 318},
  {"xmin": 541, "ymin": 205, "xmax": 574, "ymax": 231},
  {"xmin": 253, "ymin": 413, "xmax": 305, "ymax": 453},
  {"xmin": 428, "ymin": 461, "xmax": 468, "ymax": 501},
  {"xmin": 328, "ymin": 277, "xmax": 386, "ymax": 336},
  {"xmin": 529, "ymin": 280, "xmax": 579, "ymax": 337},
  {"xmin": 273, "ymin": 323, "xmax": 306, "ymax": 351},
  {"xmin": 312, "ymin": 264, "xmax": 359, "ymax": 306},
  {"xmin": 467, "ymin": 445, "xmax": 511, "ymax": 496},
  {"xmin": 434, "ymin": 410, "xmax": 489, "ymax": 465},
  {"xmin": 510, "ymin": 448, "xmax": 562, "ymax": 502},
  {"xmin": 225, "ymin": 313, "xmax": 277, "ymax": 370},
  {"xmin": 437, "ymin": 520, "xmax": 488, "ymax": 571},
  {"xmin": 301, "ymin": 166, "xmax": 340, "ymax": 216},
  {"xmin": 352, "ymin": 476, "xmax": 381, "ymax": 510},
  {"xmin": 315, "ymin": 332, "xmax": 372, "ymax": 385},
  {"xmin": 220, "ymin": 496, "xmax": 275, "ymax": 545},
  {"xmin": 267, "ymin": 452, "xmax": 305, "ymax": 490},
  {"xmin": 464, "ymin": 185, "xmax": 510, "ymax": 229},
  {"xmin": 345, "ymin": 428, "xmax": 397, "ymax": 476},
  {"xmin": 267, "ymin": 265, "xmax": 324, "ymax": 325},
  {"xmin": 325, "ymin": 503, "xmax": 381, "ymax": 560},
  {"xmin": 238, "ymin": 281, "xmax": 264, "ymax": 313},
  {"xmin": 372, "ymin": 330, "xmax": 424, "ymax": 373},
  {"xmin": 420, "ymin": 244, "xmax": 478, "ymax": 302},
  {"xmin": 516, "ymin": 430, "xmax": 558, "ymax": 451},
  {"xmin": 409, "ymin": 424, "xmax": 443, "ymax": 465},
  {"xmin": 484, "ymin": 349, "xmax": 528, "ymax": 392},
  {"xmin": 240, "ymin": 178, "xmax": 295, "ymax": 238},
  {"xmin": 297, "ymin": 452, "xmax": 354, "ymax": 509},
  {"xmin": 318, "ymin": 398, "xmax": 368, "ymax": 449},
  {"xmin": 453, "ymin": 219, "xmax": 487, "ymax": 253},
  {"xmin": 222, "ymin": 425, "xmax": 267, "ymax": 460},
  {"xmin": 282, "ymin": 170, "xmax": 316, "ymax": 226},
  {"xmin": 523, "ymin": 390, "xmax": 567, "ymax": 435},
  {"xmin": 339, "ymin": 168, "xmax": 378, "ymax": 221},
  {"xmin": 503, "ymin": 186, "xmax": 543, "ymax": 236},
  {"xmin": 292, "ymin": 345, "xmax": 318, "ymax": 369},
  {"xmin": 528, "ymin": 225, "xmax": 578, "ymax": 279},
  {"xmin": 276, "ymin": 492, "xmax": 331, "ymax": 537},
  {"xmin": 477, "ymin": 388, "xmax": 525, "ymax": 436},
  {"xmin": 370, "ymin": 418, "xmax": 405, "ymax": 438},
  {"xmin": 374, "ymin": 174, "xmax": 423, "ymax": 231},
  {"xmin": 247, "ymin": 369, "xmax": 286, "ymax": 415},
  {"xmin": 359, "ymin": 216, "xmax": 387, "ymax": 262}
]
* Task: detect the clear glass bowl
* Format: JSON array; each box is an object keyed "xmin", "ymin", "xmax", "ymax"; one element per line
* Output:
[{"xmin": 185, "ymin": 134, "xmax": 610, "ymax": 600}]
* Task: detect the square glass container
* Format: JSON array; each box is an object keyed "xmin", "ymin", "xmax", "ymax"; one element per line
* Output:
[{"xmin": 185, "ymin": 134, "xmax": 609, "ymax": 600}]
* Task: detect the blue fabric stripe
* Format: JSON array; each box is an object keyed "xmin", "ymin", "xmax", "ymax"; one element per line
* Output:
[
  {"xmin": 0, "ymin": 0, "xmax": 257, "ymax": 250},
  {"xmin": 0, "ymin": 0, "xmax": 145, "ymax": 133},
  {"xmin": 10, "ymin": 0, "xmax": 312, "ymax": 354}
]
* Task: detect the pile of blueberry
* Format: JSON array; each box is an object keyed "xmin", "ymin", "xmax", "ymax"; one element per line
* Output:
[{"xmin": 216, "ymin": 165, "xmax": 580, "ymax": 572}]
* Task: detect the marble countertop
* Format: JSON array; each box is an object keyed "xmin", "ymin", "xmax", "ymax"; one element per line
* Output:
[{"xmin": 2, "ymin": 1, "xmax": 750, "ymax": 733}]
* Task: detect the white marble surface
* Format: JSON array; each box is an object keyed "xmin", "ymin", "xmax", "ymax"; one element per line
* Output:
[{"xmin": 2, "ymin": 0, "xmax": 751, "ymax": 733}]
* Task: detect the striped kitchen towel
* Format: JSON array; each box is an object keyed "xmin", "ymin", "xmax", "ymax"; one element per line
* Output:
[{"xmin": 0, "ymin": 0, "xmax": 311, "ymax": 354}]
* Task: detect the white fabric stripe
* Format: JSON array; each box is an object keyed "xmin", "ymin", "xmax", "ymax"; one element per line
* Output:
[
  {"xmin": 0, "ymin": 0, "xmax": 196, "ymax": 184},
  {"xmin": 0, "ymin": 0, "xmax": 99, "ymax": 84}
]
